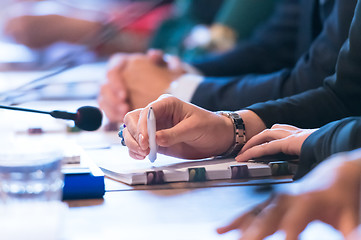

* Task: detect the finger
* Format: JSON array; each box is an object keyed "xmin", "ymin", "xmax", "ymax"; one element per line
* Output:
[
  {"xmin": 156, "ymin": 117, "xmax": 199, "ymax": 147},
  {"xmin": 337, "ymin": 208, "xmax": 359, "ymax": 237},
  {"xmin": 347, "ymin": 226, "xmax": 361, "ymax": 240},
  {"xmin": 147, "ymin": 49, "xmax": 166, "ymax": 66},
  {"xmin": 236, "ymin": 139, "xmax": 287, "ymax": 162},
  {"xmin": 218, "ymin": 195, "xmax": 277, "ymax": 235},
  {"xmin": 166, "ymin": 55, "xmax": 183, "ymax": 72},
  {"xmin": 241, "ymin": 129, "xmax": 292, "ymax": 153},
  {"xmin": 99, "ymin": 83, "xmax": 125, "ymax": 108},
  {"xmin": 107, "ymin": 54, "xmax": 129, "ymax": 100},
  {"xmin": 135, "ymin": 95, "xmax": 186, "ymax": 148},
  {"xmin": 124, "ymin": 109, "xmax": 143, "ymax": 144},
  {"xmin": 107, "ymin": 71, "xmax": 127, "ymax": 101},
  {"xmin": 240, "ymin": 201, "xmax": 288, "ymax": 240},
  {"xmin": 128, "ymin": 149, "xmax": 146, "ymax": 160},
  {"xmin": 123, "ymin": 127, "xmax": 148, "ymax": 157},
  {"xmin": 98, "ymin": 86, "xmax": 129, "ymax": 122},
  {"xmin": 137, "ymin": 107, "xmax": 152, "ymax": 151},
  {"xmin": 217, "ymin": 211, "xmax": 257, "ymax": 235},
  {"xmin": 219, "ymin": 195, "xmax": 277, "ymax": 234},
  {"xmin": 279, "ymin": 198, "xmax": 316, "ymax": 240},
  {"xmin": 137, "ymin": 95, "xmax": 182, "ymax": 147},
  {"xmin": 107, "ymin": 53, "xmax": 128, "ymax": 70},
  {"xmin": 270, "ymin": 124, "xmax": 301, "ymax": 131},
  {"xmin": 98, "ymin": 99, "xmax": 128, "ymax": 122}
]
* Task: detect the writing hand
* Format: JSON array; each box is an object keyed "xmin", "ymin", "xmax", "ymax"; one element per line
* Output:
[{"xmin": 122, "ymin": 95, "xmax": 234, "ymax": 160}]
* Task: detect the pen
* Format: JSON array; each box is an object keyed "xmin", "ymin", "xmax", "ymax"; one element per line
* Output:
[{"xmin": 147, "ymin": 107, "xmax": 157, "ymax": 163}]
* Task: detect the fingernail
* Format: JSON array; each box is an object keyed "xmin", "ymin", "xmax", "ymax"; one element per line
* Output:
[
  {"xmin": 139, "ymin": 134, "xmax": 147, "ymax": 150},
  {"xmin": 136, "ymin": 147, "xmax": 147, "ymax": 156},
  {"xmin": 134, "ymin": 153, "xmax": 145, "ymax": 160}
]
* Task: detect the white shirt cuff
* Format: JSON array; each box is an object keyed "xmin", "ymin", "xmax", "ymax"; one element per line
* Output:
[{"xmin": 167, "ymin": 74, "xmax": 204, "ymax": 102}]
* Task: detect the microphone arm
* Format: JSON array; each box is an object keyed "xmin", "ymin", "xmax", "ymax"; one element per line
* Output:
[
  {"xmin": 0, "ymin": 105, "xmax": 76, "ymax": 120},
  {"xmin": 0, "ymin": 105, "xmax": 103, "ymax": 131}
]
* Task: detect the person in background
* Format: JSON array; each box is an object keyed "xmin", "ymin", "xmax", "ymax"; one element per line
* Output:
[
  {"xmin": 150, "ymin": 0, "xmax": 278, "ymax": 61},
  {"xmin": 98, "ymin": 0, "xmax": 356, "ymax": 126},
  {"xmin": 4, "ymin": 0, "xmax": 277, "ymax": 59},
  {"xmin": 3, "ymin": 0, "xmax": 174, "ymax": 56},
  {"xmin": 120, "ymin": 1, "xmax": 361, "ymax": 237},
  {"xmin": 119, "ymin": 0, "xmax": 361, "ymax": 178}
]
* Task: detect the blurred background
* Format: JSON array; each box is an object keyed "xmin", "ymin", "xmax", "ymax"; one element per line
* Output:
[{"xmin": 0, "ymin": 0, "xmax": 276, "ymax": 110}]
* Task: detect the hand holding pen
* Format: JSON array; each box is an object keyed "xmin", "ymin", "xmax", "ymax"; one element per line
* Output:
[
  {"xmin": 119, "ymin": 107, "xmax": 158, "ymax": 162},
  {"xmin": 121, "ymin": 95, "xmax": 235, "ymax": 160}
]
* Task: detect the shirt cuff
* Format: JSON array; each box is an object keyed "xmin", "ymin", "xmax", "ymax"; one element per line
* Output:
[{"xmin": 167, "ymin": 74, "xmax": 204, "ymax": 102}]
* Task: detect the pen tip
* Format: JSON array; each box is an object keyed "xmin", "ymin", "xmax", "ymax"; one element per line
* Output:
[{"xmin": 148, "ymin": 106, "xmax": 153, "ymax": 118}]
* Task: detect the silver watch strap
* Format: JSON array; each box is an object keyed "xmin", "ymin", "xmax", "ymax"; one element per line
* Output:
[{"xmin": 217, "ymin": 111, "xmax": 246, "ymax": 157}]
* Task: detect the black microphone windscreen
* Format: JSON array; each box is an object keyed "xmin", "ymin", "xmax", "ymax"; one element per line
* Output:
[{"xmin": 75, "ymin": 106, "xmax": 103, "ymax": 131}]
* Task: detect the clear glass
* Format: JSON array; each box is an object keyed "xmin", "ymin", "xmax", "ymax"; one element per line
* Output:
[
  {"xmin": 0, "ymin": 145, "xmax": 64, "ymax": 203},
  {"xmin": 0, "ymin": 143, "xmax": 67, "ymax": 239}
]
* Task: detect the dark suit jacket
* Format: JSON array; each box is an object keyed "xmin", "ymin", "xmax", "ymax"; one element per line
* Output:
[
  {"xmin": 296, "ymin": 118, "xmax": 361, "ymax": 179},
  {"xmin": 191, "ymin": 0, "xmax": 300, "ymax": 76},
  {"xmin": 190, "ymin": 0, "xmax": 356, "ymax": 111},
  {"xmin": 248, "ymin": 1, "xmax": 361, "ymax": 178}
]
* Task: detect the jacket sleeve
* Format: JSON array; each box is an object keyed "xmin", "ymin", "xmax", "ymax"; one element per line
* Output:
[
  {"xmin": 246, "ymin": 0, "xmax": 361, "ymax": 129},
  {"xmin": 295, "ymin": 117, "xmax": 361, "ymax": 179},
  {"xmin": 191, "ymin": 0, "xmax": 355, "ymax": 112},
  {"xmin": 190, "ymin": 0, "xmax": 300, "ymax": 77}
]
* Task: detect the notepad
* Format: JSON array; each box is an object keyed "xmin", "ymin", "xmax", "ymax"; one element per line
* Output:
[{"xmin": 91, "ymin": 145, "xmax": 292, "ymax": 185}]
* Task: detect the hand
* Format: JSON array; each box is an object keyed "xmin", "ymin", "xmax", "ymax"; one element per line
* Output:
[
  {"xmin": 98, "ymin": 50, "xmax": 185, "ymax": 123},
  {"xmin": 5, "ymin": 15, "xmax": 101, "ymax": 48},
  {"xmin": 5, "ymin": 15, "xmax": 63, "ymax": 48},
  {"xmin": 348, "ymin": 226, "xmax": 361, "ymax": 240},
  {"xmin": 236, "ymin": 124, "xmax": 318, "ymax": 162},
  {"xmin": 217, "ymin": 149, "xmax": 361, "ymax": 239},
  {"xmin": 122, "ymin": 95, "xmax": 235, "ymax": 160},
  {"xmin": 122, "ymin": 50, "xmax": 185, "ymax": 110},
  {"xmin": 98, "ymin": 53, "xmax": 130, "ymax": 123}
]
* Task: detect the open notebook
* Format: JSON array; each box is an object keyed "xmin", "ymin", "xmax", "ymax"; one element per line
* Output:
[{"xmin": 90, "ymin": 145, "xmax": 293, "ymax": 185}]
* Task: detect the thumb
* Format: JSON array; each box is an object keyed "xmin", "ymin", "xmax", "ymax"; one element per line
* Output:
[
  {"xmin": 166, "ymin": 55, "xmax": 183, "ymax": 72},
  {"xmin": 156, "ymin": 118, "xmax": 196, "ymax": 147},
  {"xmin": 147, "ymin": 49, "xmax": 166, "ymax": 65},
  {"xmin": 107, "ymin": 53, "xmax": 128, "ymax": 70}
]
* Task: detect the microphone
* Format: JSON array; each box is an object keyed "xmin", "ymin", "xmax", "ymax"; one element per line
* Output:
[{"xmin": 0, "ymin": 105, "xmax": 103, "ymax": 131}]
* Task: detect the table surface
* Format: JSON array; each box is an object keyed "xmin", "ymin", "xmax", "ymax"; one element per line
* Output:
[
  {"xmin": 5, "ymin": 127, "xmax": 342, "ymax": 240},
  {"xmin": 63, "ymin": 181, "xmax": 343, "ymax": 240},
  {"xmin": 0, "ymin": 71, "xmax": 344, "ymax": 240}
]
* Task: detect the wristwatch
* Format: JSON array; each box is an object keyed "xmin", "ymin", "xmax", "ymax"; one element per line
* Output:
[{"xmin": 217, "ymin": 111, "xmax": 246, "ymax": 157}]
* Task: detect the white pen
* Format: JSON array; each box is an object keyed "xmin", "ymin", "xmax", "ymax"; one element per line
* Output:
[{"xmin": 147, "ymin": 107, "xmax": 157, "ymax": 163}]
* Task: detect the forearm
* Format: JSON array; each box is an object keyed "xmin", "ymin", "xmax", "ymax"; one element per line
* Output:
[
  {"xmin": 236, "ymin": 110, "xmax": 266, "ymax": 142},
  {"xmin": 191, "ymin": 41, "xmax": 295, "ymax": 77},
  {"xmin": 295, "ymin": 117, "xmax": 361, "ymax": 179},
  {"xmin": 191, "ymin": 69, "xmax": 292, "ymax": 111},
  {"xmin": 247, "ymin": 2, "xmax": 361, "ymax": 129},
  {"xmin": 59, "ymin": 16, "xmax": 102, "ymax": 44},
  {"xmin": 246, "ymin": 85, "xmax": 352, "ymax": 129}
]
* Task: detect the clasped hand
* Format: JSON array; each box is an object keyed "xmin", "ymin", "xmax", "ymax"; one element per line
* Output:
[{"xmin": 98, "ymin": 50, "xmax": 185, "ymax": 123}]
